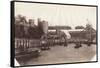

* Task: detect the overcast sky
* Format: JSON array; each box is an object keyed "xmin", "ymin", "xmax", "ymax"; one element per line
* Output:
[{"xmin": 15, "ymin": 2, "xmax": 97, "ymax": 29}]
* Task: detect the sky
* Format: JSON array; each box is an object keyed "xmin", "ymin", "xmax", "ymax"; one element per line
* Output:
[{"xmin": 15, "ymin": 2, "xmax": 97, "ymax": 30}]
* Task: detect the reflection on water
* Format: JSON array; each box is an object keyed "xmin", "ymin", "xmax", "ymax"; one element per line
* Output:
[{"xmin": 16, "ymin": 44, "xmax": 96, "ymax": 66}]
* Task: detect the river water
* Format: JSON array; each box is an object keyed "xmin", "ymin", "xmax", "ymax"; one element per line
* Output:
[{"xmin": 16, "ymin": 43, "xmax": 96, "ymax": 66}]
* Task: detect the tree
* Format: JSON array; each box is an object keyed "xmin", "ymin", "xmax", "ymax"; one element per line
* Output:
[
  {"xmin": 85, "ymin": 19, "xmax": 95, "ymax": 31},
  {"xmin": 65, "ymin": 26, "xmax": 72, "ymax": 30},
  {"xmin": 85, "ymin": 23, "xmax": 95, "ymax": 31},
  {"xmin": 75, "ymin": 26, "xmax": 84, "ymax": 29},
  {"xmin": 15, "ymin": 14, "xmax": 27, "ymax": 24},
  {"xmin": 48, "ymin": 26, "xmax": 72, "ymax": 30},
  {"xmin": 84, "ymin": 23, "xmax": 96, "ymax": 42}
]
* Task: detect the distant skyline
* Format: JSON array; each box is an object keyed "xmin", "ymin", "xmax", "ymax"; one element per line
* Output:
[{"xmin": 15, "ymin": 2, "xmax": 97, "ymax": 30}]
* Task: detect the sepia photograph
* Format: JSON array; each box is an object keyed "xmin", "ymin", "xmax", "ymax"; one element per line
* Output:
[{"xmin": 11, "ymin": 1, "xmax": 97, "ymax": 67}]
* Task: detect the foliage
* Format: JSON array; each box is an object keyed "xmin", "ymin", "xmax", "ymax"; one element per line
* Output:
[{"xmin": 75, "ymin": 26, "xmax": 84, "ymax": 29}]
